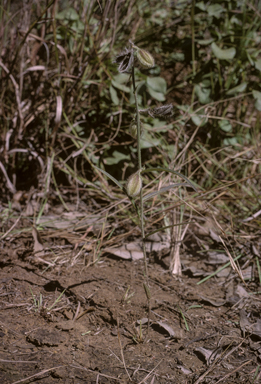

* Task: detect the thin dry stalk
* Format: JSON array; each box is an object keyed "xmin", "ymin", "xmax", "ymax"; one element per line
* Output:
[
  {"xmin": 169, "ymin": 208, "xmax": 190, "ymax": 276},
  {"xmin": 117, "ymin": 316, "xmax": 132, "ymax": 381},
  {"xmin": 11, "ymin": 365, "xmax": 65, "ymax": 384}
]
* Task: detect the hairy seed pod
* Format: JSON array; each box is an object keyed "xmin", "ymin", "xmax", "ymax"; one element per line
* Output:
[
  {"xmin": 126, "ymin": 171, "xmax": 142, "ymax": 197},
  {"xmin": 113, "ymin": 48, "xmax": 134, "ymax": 73},
  {"xmin": 148, "ymin": 104, "xmax": 174, "ymax": 119},
  {"xmin": 136, "ymin": 48, "xmax": 155, "ymax": 69}
]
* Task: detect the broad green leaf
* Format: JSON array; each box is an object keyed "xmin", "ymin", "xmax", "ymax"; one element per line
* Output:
[
  {"xmin": 254, "ymin": 99, "xmax": 261, "ymax": 111},
  {"xmin": 196, "ymin": 38, "xmax": 214, "ymax": 46},
  {"xmin": 196, "ymin": 2, "xmax": 206, "ymax": 11},
  {"xmin": 218, "ymin": 119, "xmax": 232, "ymax": 132},
  {"xmin": 207, "ymin": 4, "xmax": 224, "ymax": 18},
  {"xmin": 226, "ymin": 82, "xmax": 247, "ymax": 95},
  {"xmin": 253, "ymin": 90, "xmax": 261, "ymax": 100},
  {"xmin": 140, "ymin": 131, "xmax": 160, "ymax": 149},
  {"xmin": 105, "ymin": 151, "xmax": 130, "ymax": 165},
  {"xmin": 169, "ymin": 52, "xmax": 185, "ymax": 61},
  {"xmin": 146, "ymin": 77, "xmax": 167, "ymax": 94},
  {"xmin": 146, "ymin": 77, "xmax": 167, "ymax": 101},
  {"xmin": 211, "ymin": 42, "xmax": 236, "ymax": 60},
  {"xmin": 109, "ymin": 85, "xmax": 119, "ymax": 105},
  {"xmin": 230, "ymin": 15, "xmax": 241, "ymax": 25},
  {"xmin": 255, "ymin": 59, "xmax": 261, "ymax": 72},
  {"xmin": 71, "ymin": 19, "xmax": 84, "ymax": 33},
  {"xmin": 93, "ymin": 165, "xmax": 123, "ymax": 191},
  {"xmin": 195, "ymin": 84, "xmax": 212, "ymax": 104},
  {"xmin": 56, "ymin": 8, "xmax": 79, "ymax": 20},
  {"xmin": 191, "ymin": 107, "xmax": 208, "ymax": 126},
  {"xmin": 223, "ymin": 137, "xmax": 239, "ymax": 146},
  {"xmin": 111, "ymin": 79, "xmax": 130, "ymax": 93},
  {"xmin": 253, "ymin": 90, "xmax": 261, "ymax": 111},
  {"xmin": 141, "ymin": 167, "xmax": 198, "ymax": 192},
  {"xmin": 147, "ymin": 87, "xmax": 165, "ymax": 101},
  {"xmin": 246, "ymin": 51, "xmax": 254, "ymax": 66},
  {"xmin": 113, "ymin": 73, "xmax": 130, "ymax": 84}
]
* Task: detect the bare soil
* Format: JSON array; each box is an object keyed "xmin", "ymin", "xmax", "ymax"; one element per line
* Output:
[{"xmin": 0, "ymin": 223, "xmax": 261, "ymax": 384}]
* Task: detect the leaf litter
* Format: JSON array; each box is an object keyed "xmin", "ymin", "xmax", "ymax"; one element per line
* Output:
[{"xmin": 1, "ymin": 201, "xmax": 261, "ymax": 383}]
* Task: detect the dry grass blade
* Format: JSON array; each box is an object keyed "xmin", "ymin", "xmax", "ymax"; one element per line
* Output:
[
  {"xmin": 0, "ymin": 160, "xmax": 16, "ymax": 193},
  {"xmin": 138, "ymin": 359, "xmax": 162, "ymax": 384},
  {"xmin": 219, "ymin": 236, "xmax": 246, "ymax": 285},
  {"xmin": 11, "ymin": 365, "xmax": 65, "ymax": 384},
  {"xmin": 117, "ymin": 316, "xmax": 132, "ymax": 381},
  {"xmin": 0, "ymin": 60, "xmax": 23, "ymax": 129},
  {"xmin": 214, "ymin": 360, "xmax": 252, "ymax": 384}
]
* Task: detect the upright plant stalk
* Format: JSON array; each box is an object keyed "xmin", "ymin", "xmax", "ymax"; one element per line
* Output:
[
  {"xmin": 131, "ymin": 65, "xmax": 150, "ymax": 337},
  {"xmin": 113, "ymin": 42, "xmax": 173, "ymax": 340},
  {"xmin": 131, "ymin": 66, "xmax": 148, "ymax": 279}
]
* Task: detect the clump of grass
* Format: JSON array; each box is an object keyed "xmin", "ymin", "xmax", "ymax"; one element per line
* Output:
[{"xmin": 1, "ymin": 0, "xmax": 261, "ymax": 292}]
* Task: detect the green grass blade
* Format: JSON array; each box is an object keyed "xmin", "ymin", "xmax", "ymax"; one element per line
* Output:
[
  {"xmin": 93, "ymin": 165, "xmax": 124, "ymax": 191},
  {"xmin": 143, "ymin": 183, "xmax": 189, "ymax": 201},
  {"xmin": 142, "ymin": 167, "xmax": 199, "ymax": 192},
  {"xmin": 197, "ymin": 253, "xmax": 243, "ymax": 285},
  {"xmin": 178, "ymin": 306, "xmax": 189, "ymax": 331}
]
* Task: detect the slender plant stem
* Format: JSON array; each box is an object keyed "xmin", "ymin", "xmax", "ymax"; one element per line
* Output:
[
  {"xmin": 131, "ymin": 65, "xmax": 150, "ymax": 338},
  {"xmin": 191, "ymin": 0, "xmax": 195, "ymax": 105},
  {"xmin": 131, "ymin": 66, "xmax": 148, "ymax": 279},
  {"xmin": 131, "ymin": 66, "xmax": 141, "ymax": 170}
]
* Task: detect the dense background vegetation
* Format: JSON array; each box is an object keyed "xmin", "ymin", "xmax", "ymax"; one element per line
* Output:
[{"xmin": 1, "ymin": 0, "xmax": 261, "ymax": 236}]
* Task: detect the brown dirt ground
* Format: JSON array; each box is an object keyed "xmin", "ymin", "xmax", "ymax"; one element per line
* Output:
[{"xmin": 0, "ymin": 223, "xmax": 261, "ymax": 384}]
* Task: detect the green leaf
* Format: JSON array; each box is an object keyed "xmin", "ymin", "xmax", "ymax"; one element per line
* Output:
[
  {"xmin": 195, "ymin": 84, "xmax": 212, "ymax": 104},
  {"xmin": 211, "ymin": 42, "xmax": 236, "ymax": 60},
  {"xmin": 252, "ymin": 90, "xmax": 261, "ymax": 100},
  {"xmin": 140, "ymin": 131, "xmax": 161, "ymax": 149},
  {"xmin": 147, "ymin": 88, "xmax": 165, "ymax": 101},
  {"xmin": 109, "ymin": 85, "xmax": 119, "ymax": 105},
  {"xmin": 113, "ymin": 73, "xmax": 130, "ymax": 84},
  {"xmin": 141, "ymin": 167, "xmax": 199, "ymax": 192},
  {"xmin": 254, "ymin": 99, "xmax": 261, "ymax": 111},
  {"xmin": 218, "ymin": 119, "xmax": 232, "ymax": 132},
  {"xmin": 56, "ymin": 8, "xmax": 79, "ymax": 21},
  {"xmin": 207, "ymin": 4, "xmax": 224, "ymax": 18},
  {"xmin": 196, "ymin": 2, "xmax": 206, "ymax": 11},
  {"xmin": 147, "ymin": 77, "xmax": 167, "ymax": 94},
  {"xmin": 223, "ymin": 137, "xmax": 239, "ymax": 146},
  {"xmin": 253, "ymin": 90, "xmax": 261, "ymax": 111},
  {"xmin": 226, "ymin": 82, "xmax": 247, "ymax": 95},
  {"xmin": 104, "ymin": 151, "xmax": 130, "ymax": 165},
  {"xmin": 191, "ymin": 107, "xmax": 208, "ymax": 126},
  {"xmin": 93, "ymin": 165, "xmax": 123, "ymax": 191},
  {"xmin": 169, "ymin": 52, "xmax": 185, "ymax": 61},
  {"xmin": 196, "ymin": 38, "xmax": 214, "ymax": 46},
  {"xmin": 146, "ymin": 77, "xmax": 167, "ymax": 102},
  {"xmin": 254, "ymin": 59, "xmax": 261, "ymax": 72},
  {"xmin": 111, "ymin": 79, "xmax": 130, "ymax": 93}
]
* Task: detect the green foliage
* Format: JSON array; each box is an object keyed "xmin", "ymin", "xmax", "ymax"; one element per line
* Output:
[{"xmin": 1, "ymin": 0, "xmax": 261, "ymax": 228}]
